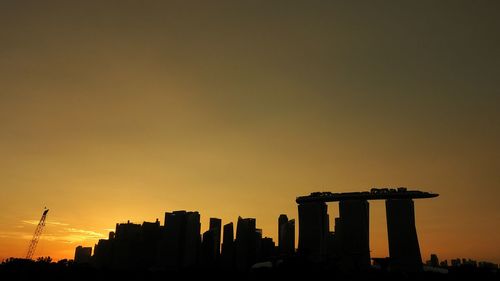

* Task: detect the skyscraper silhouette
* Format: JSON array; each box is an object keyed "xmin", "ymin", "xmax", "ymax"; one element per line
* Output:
[
  {"xmin": 199, "ymin": 218, "xmax": 221, "ymax": 267},
  {"xmin": 221, "ymin": 222, "xmax": 234, "ymax": 268},
  {"xmin": 386, "ymin": 199, "xmax": 422, "ymax": 272},
  {"xmin": 201, "ymin": 229, "xmax": 216, "ymax": 267},
  {"xmin": 235, "ymin": 217, "xmax": 258, "ymax": 270},
  {"xmin": 298, "ymin": 202, "xmax": 329, "ymax": 262},
  {"xmin": 74, "ymin": 246, "xmax": 92, "ymax": 264},
  {"xmin": 139, "ymin": 220, "xmax": 161, "ymax": 269},
  {"xmin": 278, "ymin": 214, "xmax": 295, "ymax": 255},
  {"xmin": 337, "ymin": 200, "xmax": 370, "ymax": 271},
  {"xmin": 112, "ymin": 221, "xmax": 142, "ymax": 270},
  {"xmin": 159, "ymin": 211, "xmax": 201, "ymax": 269},
  {"xmin": 209, "ymin": 218, "xmax": 222, "ymax": 258}
]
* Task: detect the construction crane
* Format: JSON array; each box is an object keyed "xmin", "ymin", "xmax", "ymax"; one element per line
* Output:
[{"xmin": 26, "ymin": 208, "xmax": 49, "ymax": 260}]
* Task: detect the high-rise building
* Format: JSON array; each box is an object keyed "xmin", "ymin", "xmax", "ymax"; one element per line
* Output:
[
  {"xmin": 140, "ymin": 220, "xmax": 161, "ymax": 268},
  {"xmin": 278, "ymin": 214, "xmax": 288, "ymax": 246},
  {"xmin": 74, "ymin": 246, "xmax": 92, "ymax": 264},
  {"xmin": 221, "ymin": 222, "xmax": 234, "ymax": 268},
  {"xmin": 184, "ymin": 212, "xmax": 201, "ymax": 267},
  {"xmin": 278, "ymin": 214, "xmax": 295, "ymax": 255},
  {"xmin": 159, "ymin": 210, "xmax": 201, "ymax": 269},
  {"xmin": 210, "ymin": 218, "xmax": 222, "ymax": 257},
  {"xmin": 298, "ymin": 202, "xmax": 329, "ymax": 262},
  {"xmin": 337, "ymin": 200, "xmax": 370, "ymax": 271},
  {"xmin": 93, "ymin": 234, "xmax": 114, "ymax": 268},
  {"xmin": 112, "ymin": 221, "xmax": 142, "ymax": 270},
  {"xmin": 260, "ymin": 237, "xmax": 276, "ymax": 260},
  {"xmin": 235, "ymin": 217, "xmax": 258, "ymax": 270},
  {"xmin": 386, "ymin": 199, "xmax": 422, "ymax": 272},
  {"xmin": 201, "ymin": 229, "xmax": 216, "ymax": 267}
]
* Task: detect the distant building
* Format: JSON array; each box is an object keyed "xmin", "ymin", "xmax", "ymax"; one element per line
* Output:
[
  {"xmin": 74, "ymin": 246, "xmax": 92, "ymax": 264},
  {"xmin": 278, "ymin": 214, "xmax": 295, "ymax": 255},
  {"xmin": 463, "ymin": 258, "xmax": 478, "ymax": 267},
  {"xmin": 426, "ymin": 254, "xmax": 439, "ymax": 267},
  {"xmin": 298, "ymin": 202, "xmax": 329, "ymax": 263},
  {"xmin": 451, "ymin": 258, "xmax": 461, "ymax": 267},
  {"xmin": 478, "ymin": 261, "xmax": 499, "ymax": 270}
]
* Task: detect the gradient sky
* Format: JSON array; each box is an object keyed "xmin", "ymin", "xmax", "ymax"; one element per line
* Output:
[{"xmin": 0, "ymin": 1, "xmax": 499, "ymax": 264}]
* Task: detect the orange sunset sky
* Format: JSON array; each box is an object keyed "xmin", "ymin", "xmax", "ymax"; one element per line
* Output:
[{"xmin": 0, "ymin": 1, "xmax": 499, "ymax": 264}]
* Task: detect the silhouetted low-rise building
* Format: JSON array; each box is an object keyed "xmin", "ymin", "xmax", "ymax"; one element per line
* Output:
[
  {"xmin": 74, "ymin": 246, "xmax": 92, "ymax": 264},
  {"xmin": 451, "ymin": 258, "xmax": 461, "ymax": 267},
  {"xmin": 478, "ymin": 261, "xmax": 499, "ymax": 270},
  {"xmin": 426, "ymin": 254, "xmax": 439, "ymax": 267}
]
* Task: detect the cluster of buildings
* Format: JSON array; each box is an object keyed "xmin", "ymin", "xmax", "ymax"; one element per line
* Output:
[
  {"xmin": 424, "ymin": 254, "xmax": 498, "ymax": 270},
  {"xmin": 72, "ymin": 189, "xmax": 498, "ymax": 273},
  {"xmin": 74, "ymin": 211, "xmax": 295, "ymax": 271}
]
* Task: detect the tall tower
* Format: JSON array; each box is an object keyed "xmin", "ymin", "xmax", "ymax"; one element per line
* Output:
[
  {"xmin": 235, "ymin": 217, "xmax": 258, "ymax": 270},
  {"xmin": 278, "ymin": 214, "xmax": 295, "ymax": 255},
  {"xmin": 221, "ymin": 222, "xmax": 235, "ymax": 268},
  {"xmin": 337, "ymin": 200, "xmax": 370, "ymax": 271},
  {"xmin": 386, "ymin": 199, "xmax": 422, "ymax": 272},
  {"xmin": 297, "ymin": 202, "xmax": 329, "ymax": 262},
  {"xmin": 209, "ymin": 218, "xmax": 222, "ymax": 257},
  {"xmin": 160, "ymin": 210, "xmax": 201, "ymax": 269}
]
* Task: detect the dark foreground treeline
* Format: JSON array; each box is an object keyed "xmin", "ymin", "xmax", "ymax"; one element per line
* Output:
[{"xmin": 1, "ymin": 257, "xmax": 498, "ymax": 281}]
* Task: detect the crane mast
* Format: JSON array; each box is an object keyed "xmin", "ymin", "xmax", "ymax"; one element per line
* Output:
[{"xmin": 26, "ymin": 208, "xmax": 49, "ymax": 260}]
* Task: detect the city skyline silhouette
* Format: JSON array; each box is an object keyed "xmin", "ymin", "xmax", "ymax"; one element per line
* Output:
[
  {"xmin": 0, "ymin": 1, "xmax": 499, "ymax": 277},
  {"xmin": 2, "ymin": 188, "xmax": 497, "ymax": 280}
]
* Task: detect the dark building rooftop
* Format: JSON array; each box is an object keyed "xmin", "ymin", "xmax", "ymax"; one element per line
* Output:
[{"xmin": 296, "ymin": 187, "xmax": 438, "ymax": 203}]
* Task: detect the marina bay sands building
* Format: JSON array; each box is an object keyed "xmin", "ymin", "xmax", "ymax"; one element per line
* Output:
[
  {"xmin": 337, "ymin": 199, "xmax": 370, "ymax": 271},
  {"xmin": 386, "ymin": 198, "xmax": 422, "ymax": 272},
  {"xmin": 297, "ymin": 188, "xmax": 438, "ymax": 272},
  {"xmin": 297, "ymin": 202, "xmax": 329, "ymax": 262}
]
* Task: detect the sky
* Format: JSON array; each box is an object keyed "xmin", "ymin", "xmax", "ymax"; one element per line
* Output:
[{"xmin": 0, "ymin": 1, "xmax": 499, "ymax": 264}]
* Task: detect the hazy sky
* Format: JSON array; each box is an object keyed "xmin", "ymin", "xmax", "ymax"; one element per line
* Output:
[{"xmin": 0, "ymin": 1, "xmax": 499, "ymax": 263}]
